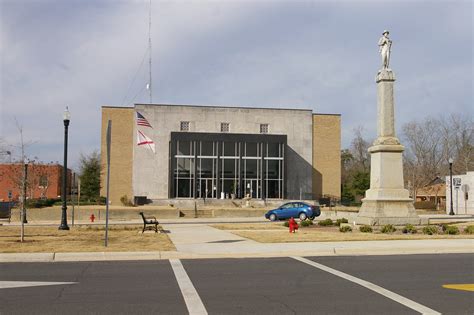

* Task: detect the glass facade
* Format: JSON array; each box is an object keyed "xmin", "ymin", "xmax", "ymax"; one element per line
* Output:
[{"xmin": 170, "ymin": 132, "xmax": 286, "ymax": 199}]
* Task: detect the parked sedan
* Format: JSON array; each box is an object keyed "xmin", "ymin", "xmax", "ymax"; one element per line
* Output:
[{"xmin": 265, "ymin": 202, "xmax": 321, "ymax": 221}]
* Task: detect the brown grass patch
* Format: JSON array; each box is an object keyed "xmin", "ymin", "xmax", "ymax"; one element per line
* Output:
[
  {"xmin": 0, "ymin": 225, "xmax": 175, "ymax": 253},
  {"xmin": 229, "ymin": 225, "xmax": 474, "ymax": 243},
  {"xmin": 211, "ymin": 223, "xmax": 286, "ymax": 230}
]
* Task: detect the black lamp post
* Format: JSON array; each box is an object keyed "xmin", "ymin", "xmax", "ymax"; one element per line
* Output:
[
  {"xmin": 59, "ymin": 107, "xmax": 70, "ymax": 230},
  {"xmin": 448, "ymin": 158, "xmax": 454, "ymax": 216}
]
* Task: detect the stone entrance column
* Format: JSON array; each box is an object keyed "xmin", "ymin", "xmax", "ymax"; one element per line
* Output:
[{"xmin": 355, "ymin": 69, "xmax": 420, "ymax": 226}]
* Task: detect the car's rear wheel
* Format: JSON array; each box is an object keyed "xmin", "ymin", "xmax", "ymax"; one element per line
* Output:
[
  {"xmin": 269, "ymin": 213, "xmax": 277, "ymax": 221},
  {"xmin": 299, "ymin": 212, "xmax": 307, "ymax": 221}
]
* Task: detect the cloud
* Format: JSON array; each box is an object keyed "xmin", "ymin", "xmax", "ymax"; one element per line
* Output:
[{"xmin": 0, "ymin": 0, "xmax": 472, "ymax": 169}]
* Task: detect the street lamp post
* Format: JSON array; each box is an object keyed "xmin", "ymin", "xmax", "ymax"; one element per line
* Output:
[
  {"xmin": 59, "ymin": 107, "xmax": 70, "ymax": 230},
  {"xmin": 448, "ymin": 158, "xmax": 454, "ymax": 216}
]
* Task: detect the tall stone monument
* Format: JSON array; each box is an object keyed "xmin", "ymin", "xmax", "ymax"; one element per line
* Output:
[{"xmin": 356, "ymin": 30, "xmax": 420, "ymax": 225}]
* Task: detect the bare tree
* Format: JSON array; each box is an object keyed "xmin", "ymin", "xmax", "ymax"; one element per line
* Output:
[
  {"xmin": 402, "ymin": 114, "xmax": 474, "ymax": 199},
  {"xmin": 350, "ymin": 126, "xmax": 371, "ymax": 172},
  {"xmin": 439, "ymin": 114, "xmax": 474, "ymax": 173}
]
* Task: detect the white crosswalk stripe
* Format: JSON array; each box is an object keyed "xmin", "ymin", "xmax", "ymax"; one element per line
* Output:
[
  {"xmin": 0, "ymin": 281, "xmax": 76, "ymax": 289},
  {"xmin": 292, "ymin": 256, "xmax": 441, "ymax": 315},
  {"xmin": 170, "ymin": 259, "xmax": 208, "ymax": 315}
]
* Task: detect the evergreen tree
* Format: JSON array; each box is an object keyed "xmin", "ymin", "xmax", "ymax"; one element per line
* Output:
[{"xmin": 79, "ymin": 151, "xmax": 101, "ymax": 201}]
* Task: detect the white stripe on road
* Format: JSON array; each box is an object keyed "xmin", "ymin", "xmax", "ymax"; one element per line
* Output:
[
  {"xmin": 291, "ymin": 256, "xmax": 441, "ymax": 315},
  {"xmin": 0, "ymin": 281, "xmax": 76, "ymax": 289},
  {"xmin": 170, "ymin": 259, "xmax": 208, "ymax": 315}
]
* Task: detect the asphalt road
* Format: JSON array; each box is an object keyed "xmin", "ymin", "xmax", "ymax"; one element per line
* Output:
[{"xmin": 0, "ymin": 254, "xmax": 472, "ymax": 314}]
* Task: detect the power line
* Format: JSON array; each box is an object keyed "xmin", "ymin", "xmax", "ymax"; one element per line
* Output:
[{"xmin": 120, "ymin": 48, "xmax": 148, "ymax": 107}]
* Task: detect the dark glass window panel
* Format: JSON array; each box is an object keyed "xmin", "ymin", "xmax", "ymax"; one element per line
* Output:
[
  {"xmin": 266, "ymin": 160, "xmax": 279, "ymax": 179},
  {"xmin": 222, "ymin": 179, "xmax": 237, "ymax": 195},
  {"xmin": 177, "ymin": 158, "xmax": 193, "ymax": 177},
  {"xmin": 177, "ymin": 179, "xmax": 191, "ymax": 197},
  {"xmin": 266, "ymin": 180, "xmax": 279, "ymax": 198},
  {"xmin": 178, "ymin": 141, "xmax": 191, "ymax": 155},
  {"xmin": 245, "ymin": 142, "xmax": 257, "ymax": 157},
  {"xmin": 223, "ymin": 142, "xmax": 236, "ymax": 156},
  {"xmin": 245, "ymin": 159, "xmax": 257, "ymax": 178},
  {"xmin": 267, "ymin": 143, "xmax": 280, "ymax": 157},
  {"xmin": 222, "ymin": 159, "xmax": 237, "ymax": 178},
  {"xmin": 200, "ymin": 141, "xmax": 214, "ymax": 156},
  {"xmin": 198, "ymin": 158, "xmax": 214, "ymax": 178}
]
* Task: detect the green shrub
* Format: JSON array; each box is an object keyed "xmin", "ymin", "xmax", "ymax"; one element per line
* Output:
[
  {"xmin": 26, "ymin": 198, "xmax": 60, "ymax": 208},
  {"xmin": 422, "ymin": 225, "xmax": 438, "ymax": 235},
  {"xmin": 402, "ymin": 224, "xmax": 417, "ymax": 234},
  {"xmin": 464, "ymin": 225, "xmax": 474, "ymax": 234},
  {"xmin": 300, "ymin": 220, "xmax": 311, "ymax": 227},
  {"xmin": 444, "ymin": 226, "xmax": 460, "ymax": 235},
  {"xmin": 359, "ymin": 225, "xmax": 373, "ymax": 233},
  {"xmin": 381, "ymin": 224, "xmax": 396, "ymax": 234},
  {"xmin": 318, "ymin": 218, "xmax": 334, "ymax": 226},
  {"xmin": 283, "ymin": 221, "xmax": 289, "ymax": 227},
  {"xmin": 336, "ymin": 218, "xmax": 349, "ymax": 226},
  {"xmin": 339, "ymin": 225, "xmax": 352, "ymax": 233}
]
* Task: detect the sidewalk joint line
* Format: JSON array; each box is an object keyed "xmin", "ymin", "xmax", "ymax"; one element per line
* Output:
[{"xmin": 291, "ymin": 256, "xmax": 441, "ymax": 315}]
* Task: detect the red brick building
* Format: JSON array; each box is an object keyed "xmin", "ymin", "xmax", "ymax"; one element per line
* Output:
[{"xmin": 0, "ymin": 163, "xmax": 72, "ymax": 201}]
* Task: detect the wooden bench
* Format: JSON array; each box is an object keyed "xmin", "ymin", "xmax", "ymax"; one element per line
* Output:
[{"xmin": 139, "ymin": 212, "xmax": 159, "ymax": 233}]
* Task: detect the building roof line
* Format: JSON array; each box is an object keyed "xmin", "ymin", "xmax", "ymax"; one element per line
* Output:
[
  {"xmin": 102, "ymin": 106, "xmax": 134, "ymax": 109},
  {"xmin": 313, "ymin": 113, "xmax": 341, "ymax": 116},
  {"xmin": 134, "ymin": 103, "xmax": 314, "ymax": 112}
]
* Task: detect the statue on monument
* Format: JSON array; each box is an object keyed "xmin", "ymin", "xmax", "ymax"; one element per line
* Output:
[{"xmin": 378, "ymin": 30, "xmax": 392, "ymax": 70}]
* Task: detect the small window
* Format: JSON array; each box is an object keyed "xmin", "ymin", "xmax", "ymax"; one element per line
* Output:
[
  {"xmin": 221, "ymin": 122, "xmax": 230, "ymax": 133},
  {"xmin": 39, "ymin": 176, "xmax": 48, "ymax": 187},
  {"xmin": 260, "ymin": 124, "xmax": 269, "ymax": 134},
  {"xmin": 180, "ymin": 121, "xmax": 190, "ymax": 131}
]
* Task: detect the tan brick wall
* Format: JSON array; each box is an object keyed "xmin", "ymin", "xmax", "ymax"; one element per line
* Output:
[
  {"xmin": 100, "ymin": 107, "xmax": 134, "ymax": 205},
  {"xmin": 313, "ymin": 114, "xmax": 341, "ymax": 199}
]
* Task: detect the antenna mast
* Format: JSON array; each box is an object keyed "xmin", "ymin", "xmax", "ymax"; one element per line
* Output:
[{"xmin": 148, "ymin": 0, "xmax": 153, "ymax": 104}]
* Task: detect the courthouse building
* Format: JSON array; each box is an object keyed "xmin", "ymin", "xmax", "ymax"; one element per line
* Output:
[{"xmin": 101, "ymin": 104, "xmax": 340, "ymax": 205}]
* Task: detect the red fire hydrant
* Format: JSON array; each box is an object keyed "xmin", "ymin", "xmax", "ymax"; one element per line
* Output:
[
  {"xmin": 289, "ymin": 217, "xmax": 299, "ymax": 233},
  {"xmin": 90, "ymin": 214, "xmax": 95, "ymax": 223}
]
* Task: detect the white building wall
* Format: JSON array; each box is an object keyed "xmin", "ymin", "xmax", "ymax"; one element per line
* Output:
[
  {"xmin": 445, "ymin": 171, "xmax": 474, "ymax": 215},
  {"xmin": 132, "ymin": 104, "xmax": 313, "ymax": 200}
]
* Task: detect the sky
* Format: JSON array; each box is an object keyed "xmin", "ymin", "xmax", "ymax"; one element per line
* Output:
[{"xmin": 1, "ymin": 0, "xmax": 472, "ymax": 170}]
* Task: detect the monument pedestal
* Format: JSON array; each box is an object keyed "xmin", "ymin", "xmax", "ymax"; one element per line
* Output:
[
  {"xmin": 355, "ymin": 69, "xmax": 421, "ymax": 226},
  {"xmin": 356, "ymin": 144, "xmax": 420, "ymax": 225}
]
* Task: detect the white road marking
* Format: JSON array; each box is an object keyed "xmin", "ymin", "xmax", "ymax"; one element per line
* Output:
[
  {"xmin": 0, "ymin": 281, "xmax": 76, "ymax": 289},
  {"xmin": 170, "ymin": 259, "xmax": 208, "ymax": 315},
  {"xmin": 291, "ymin": 256, "xmax": 441, "ymax": 315}
]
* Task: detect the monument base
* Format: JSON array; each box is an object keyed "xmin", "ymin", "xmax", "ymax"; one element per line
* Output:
[
  {"xmin": 356, "ymin": 196, "xmax": 423, "ymax": 226},
  {"xmin": 355, "ymin": 142, "xmax": 423, "ymax": 226}
]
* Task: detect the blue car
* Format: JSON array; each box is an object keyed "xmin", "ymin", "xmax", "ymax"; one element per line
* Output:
[{"xmin": 265, "ymin": 202, "xmax": 321, "ymax": 221}]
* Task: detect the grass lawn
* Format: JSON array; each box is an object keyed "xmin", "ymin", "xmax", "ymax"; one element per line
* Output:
[
  {"xmin": 212, "ymin": 222, "xmax": 474, "ymax": 243},
  {"xmin": 0, "ymin": 225, "xmax": 175, "ymax": 253}
]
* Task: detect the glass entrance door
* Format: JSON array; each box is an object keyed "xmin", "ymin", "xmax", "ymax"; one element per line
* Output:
[
  {"xmin": 198, "ymin": 178, "xmax": 215, "ymax": 199},
  {"xmin": 244, "ymin": 179, "xmax": 259, "ymax": 199}
]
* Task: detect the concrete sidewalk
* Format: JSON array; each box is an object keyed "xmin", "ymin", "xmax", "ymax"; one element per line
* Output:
[
  {"xmin": 1, "ymin": 218, "xmax": 473, "ymax": 262},
  {"xmin": 163, "ymin": 223, "xmax": 474, "ymax": 258}
]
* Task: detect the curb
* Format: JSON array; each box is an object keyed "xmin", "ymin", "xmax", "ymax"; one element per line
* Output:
[{"xmin": 1, "ymin": 247, "xmax": 472, "ymax": 263}]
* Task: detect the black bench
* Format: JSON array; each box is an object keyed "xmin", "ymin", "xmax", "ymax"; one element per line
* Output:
[
  {"xmin": 139, "ymin": 212, "xmax": 159, "ymax": 233},
  {"xmin": 0, "ymin": 202, "xmax": 14, "ymax": 223}
]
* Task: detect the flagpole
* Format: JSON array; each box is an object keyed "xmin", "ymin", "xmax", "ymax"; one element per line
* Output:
[{"xmin": 148, "ymin": 0, "xmax": 152, "ymax": 104}]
